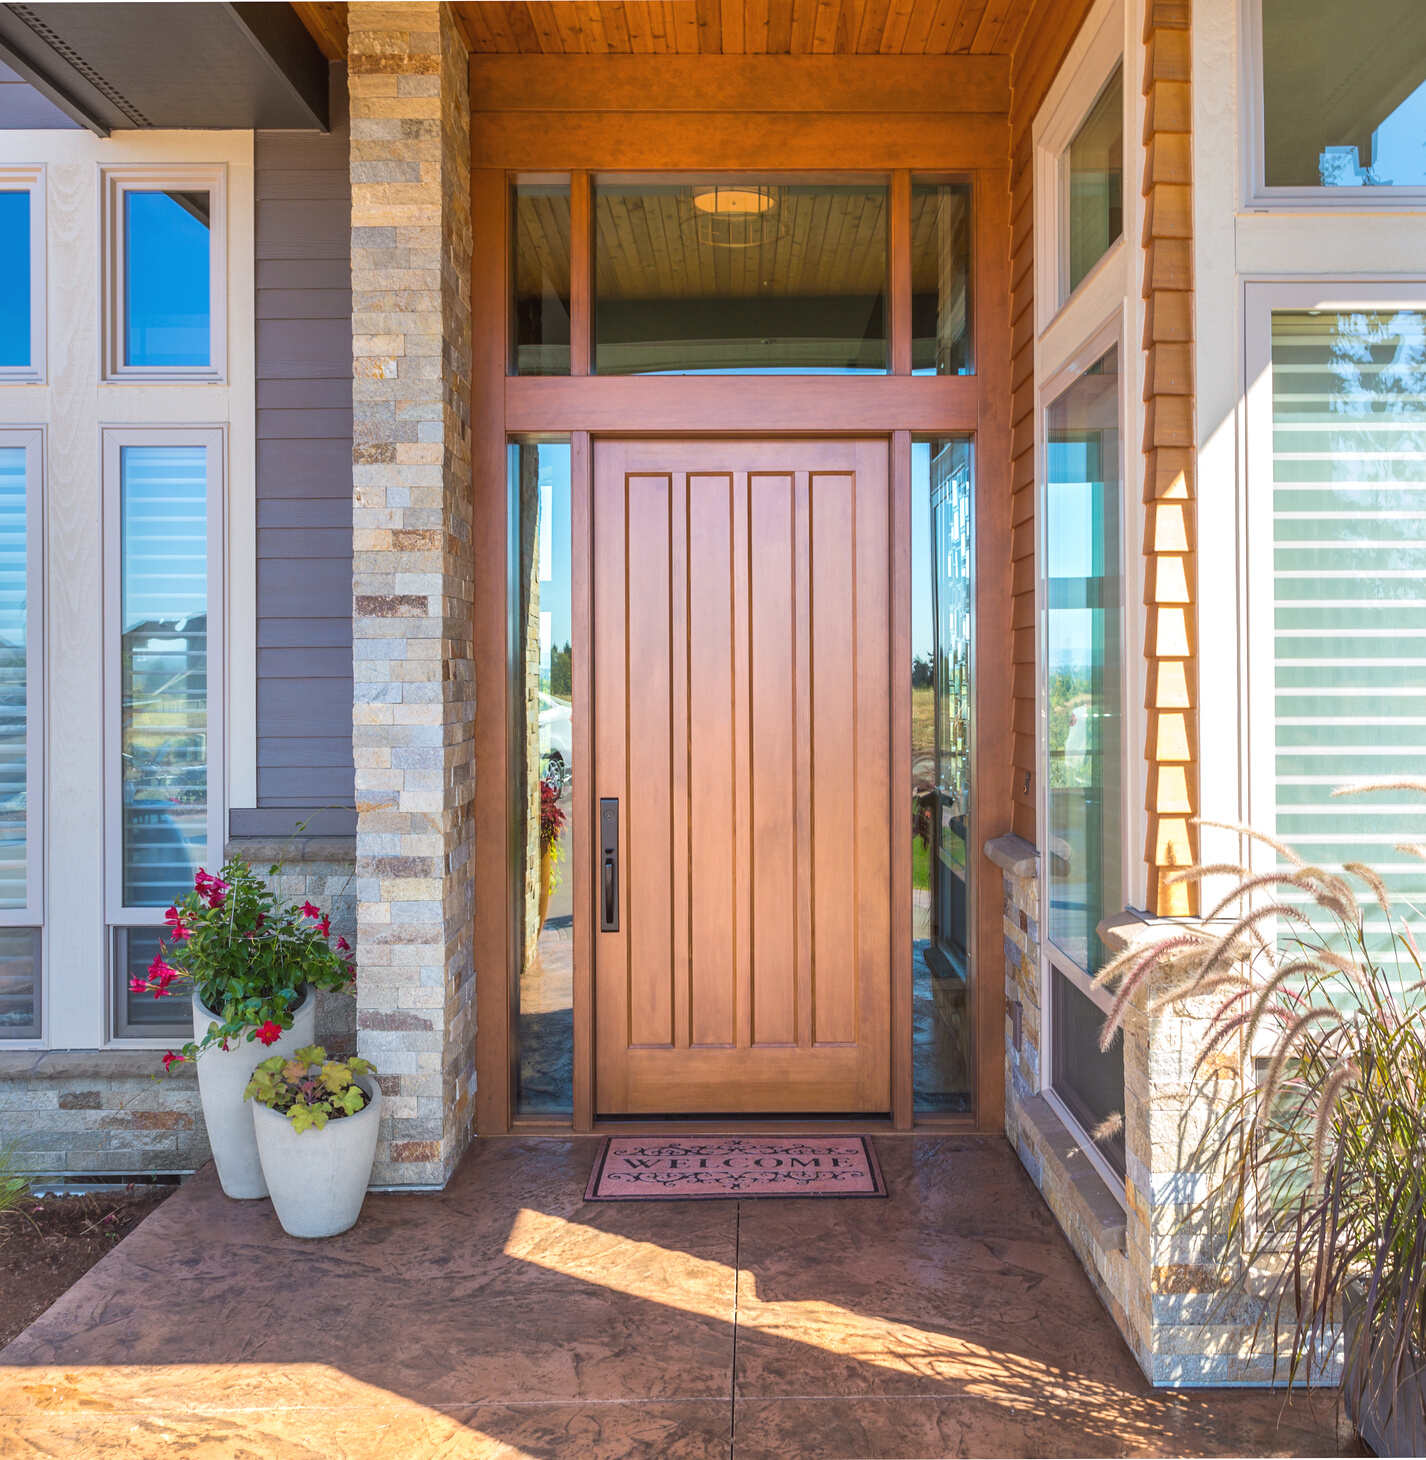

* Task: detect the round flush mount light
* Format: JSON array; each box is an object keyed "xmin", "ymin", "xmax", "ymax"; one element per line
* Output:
[{"xmin": 691, "ymin": 185, "xmax": 779, "ymax": 217}]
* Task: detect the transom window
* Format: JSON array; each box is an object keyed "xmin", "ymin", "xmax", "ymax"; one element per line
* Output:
[{"xmin": 510, "ymin": 173, "xmax": 973, "ymax": 378}]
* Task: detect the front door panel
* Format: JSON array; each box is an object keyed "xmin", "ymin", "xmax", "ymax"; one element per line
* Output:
[{"xmin": 593, "ymin": 439, "xmax": 891, "ymax": 1114}]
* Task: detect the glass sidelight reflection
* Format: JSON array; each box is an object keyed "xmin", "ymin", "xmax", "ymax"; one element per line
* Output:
[
  {"xmin": 912, "ymin": 439, "xmax": 973, "ymax": 1113},
  {"xmin": 511, "ymin": 442, "xmax": 574, "ymax": 1116}
]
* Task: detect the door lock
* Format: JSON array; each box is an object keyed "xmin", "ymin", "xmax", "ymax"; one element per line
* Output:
[{"xmin": 599, "ymin": 798, "xmax": 619, "ymax": 932}]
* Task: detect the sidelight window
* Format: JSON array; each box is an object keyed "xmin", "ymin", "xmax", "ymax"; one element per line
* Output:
[
  {"xmin": 911, "ymin": 438, "xmax": 974, "ymax": 1113},
  {"xmin": 1042, "ymin": 342, "xmax": 1126, "ymax": 1179},
  {"xmin": 510, "ymin": 441, "xmax": 575, "ymax": 1116}
]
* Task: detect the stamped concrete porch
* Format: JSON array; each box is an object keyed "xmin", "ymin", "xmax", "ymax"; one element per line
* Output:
[{"xmin": 0, "ymin": 1136, "xmax": 1352, "ymax": 1459}]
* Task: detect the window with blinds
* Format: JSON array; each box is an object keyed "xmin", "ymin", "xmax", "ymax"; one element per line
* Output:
[
  {"xmin": 0, "ymin": 446, "xmax": 25, "ymax": 911},
  {"xmin": 1271, "ymin": 310, "xmax": 1426, "ymax": 943},
  {"xmin": 119, "ymin": 445, "xmax": 209, "ymax": 911}
]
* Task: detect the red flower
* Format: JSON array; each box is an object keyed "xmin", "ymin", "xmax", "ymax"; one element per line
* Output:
[
  {"xmin": 255, "ymin": 912, "xmax": 265, "ymax": 929},
  {"xmin": 195, "ymin": 870, "xmax": 228, "ymax": 909},
  {"xmin": 336, "ymin": 936, "xmax": 350, "ymax": 953},
  {"xmin": 128, "ymin": 977, "xmax": 146, "ymax": 994},
  {"xmin": 161, "ymin": 1051, "xmax": 186, "ymax": 1073},
  {"xmin": 317, "ymin": 915, "xmax": 331, "ymax": 938},
  {"xmin": 301, "ymin": 901, "xmax": 321, "ymax": 919},
  {"xmin": 255, "ymin": 1020, "xmax": 284, "ymax": 1047}
]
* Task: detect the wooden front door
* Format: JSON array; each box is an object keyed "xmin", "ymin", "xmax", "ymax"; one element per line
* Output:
[{"xmin": 593, "ymin": 438, "xmax": 892, "ymax": 1115}]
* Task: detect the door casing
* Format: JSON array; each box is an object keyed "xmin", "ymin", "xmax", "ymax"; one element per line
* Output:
[{"xmin": 469, "ymin": 62, "xmax": 1014, "ymax": 1133}]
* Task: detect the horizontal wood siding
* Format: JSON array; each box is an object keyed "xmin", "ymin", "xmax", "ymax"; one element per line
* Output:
[{"xmin": 243, "ymin": 63, "xmax": 354, "ymax": 838}]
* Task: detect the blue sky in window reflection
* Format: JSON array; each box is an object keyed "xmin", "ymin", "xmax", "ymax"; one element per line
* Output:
[
  {"xmin": 1321, "ymin": 81, "xmax": 1426, "ymax": 186},
  {"xmin": 125, "ymin": 192, "xmax": 209, "ymax": 368},
  {"xmin": 0, "ymin": 192, "xmax": 30, "ymax": 368}
]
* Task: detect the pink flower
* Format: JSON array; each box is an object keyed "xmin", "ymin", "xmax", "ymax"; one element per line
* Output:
[
  {"xmin": 301, "ymin": 901, "xmax": 321, "ymax": 919},
  {"xmin": 161, "ymin": 1051, "xmax": 186, "ymax": 1073},
  {"xmin": 336, "ymin": 936, "xmax": 350, "ymax": 953},
  {"xmin": 195, "ymin": 870, "xmax": 228, "ymax": 909},
  {"xmin": 128, "ymin": 977, "xmax": 147, "ymax": 994},
  {"xmin": 317, "ymin": 915, "xmax": 331, "ymax": 938},
  {"xmin": 255, "ymin": 1020, "xmax": 284, "ymax": 1047},
  {"xmin": 164, "ymin": 907, "xmax": 193, "ymax": 942}
]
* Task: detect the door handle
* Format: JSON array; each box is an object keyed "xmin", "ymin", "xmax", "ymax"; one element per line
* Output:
[{"xmin": 599, "ymin": 798, "xmax": 619, "ymax": 932}]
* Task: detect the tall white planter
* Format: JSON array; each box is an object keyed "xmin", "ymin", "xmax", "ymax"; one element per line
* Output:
[
  {"xmin": 194, "ymin": 987, "xmax": 315, "ymax": 1200},
  {"xmin": 252, "ymin": 1076, "xmax": 381, "ymax": 1238}
]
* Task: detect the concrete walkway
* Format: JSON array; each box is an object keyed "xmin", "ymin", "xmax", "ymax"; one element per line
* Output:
[{"xmin": 0, "ymin": 1136, "xmax": 1352, "ymax": 1458}]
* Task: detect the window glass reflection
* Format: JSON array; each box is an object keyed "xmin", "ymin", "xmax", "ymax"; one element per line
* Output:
[
  {"xmin": 594, "ymin": 178, "xmax": 887, "ymax": 375},
  {"xmin": 125, "ymin": 191, "xmax": 210, "ymax": 368},
  {"xmin": 0, "ymin": 193, "xmax": 30, "ymax": 368},
  {"xmin": 1066, "ymin": 65, "xmax": 1123, "ymax": 296},
  {"xmin": 911, "ymin": 182, "xmax": 972, "ymax": 375},
  {"xmin": 513, "ymin": 182, "xmax": 571, "ymax": 375},
  {"xmin": 912, "ymin": 439, "xmax": 973, "ymax": 1113},
  {"xmin": 1045, "ymin": 346, "xmax": 1122, "ymax": 976},
  {"xmin": 121, "ymin": 446, "xmax": 208, "ymax": 907},
  {"xmin": 0, "ymin": 927, "xmax": 38, "ymax": 1038},
  {"xmin": 1263, "ymin": 0, "xmax": 1426, "ymax": 187},
  {"xmin": 513, "ymin": 442, "xmax": 574, "ymax": 1116}
]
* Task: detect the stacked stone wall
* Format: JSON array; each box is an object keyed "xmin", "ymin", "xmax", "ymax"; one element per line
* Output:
[{"xmin": 349, "ymin": 1, "xmax": 476, "ymax": 1188}]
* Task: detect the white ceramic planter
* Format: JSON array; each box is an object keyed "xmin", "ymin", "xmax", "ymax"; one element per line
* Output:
[
  {"xmin": 252, "ymin": 1075, "xmax": 381, "ymax": 1239},
  {"xmin": 194, "ymin": 987, "xmax": 315, "ymax": 1200}
]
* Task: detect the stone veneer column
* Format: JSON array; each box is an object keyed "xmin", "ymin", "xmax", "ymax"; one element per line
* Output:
[{"xmin": 349, "ymin": 2, "xmax": 475, "ymax": 1187}]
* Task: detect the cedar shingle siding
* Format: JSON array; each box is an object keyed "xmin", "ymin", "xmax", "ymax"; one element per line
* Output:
[{"xmin": 239, "ymin": 64, "xmax": 355, "ymax": 838}]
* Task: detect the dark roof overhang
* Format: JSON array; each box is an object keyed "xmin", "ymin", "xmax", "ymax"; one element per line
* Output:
[{"xmin": 0, "ymin": 2, "xmax": 330, "ymax": 135}]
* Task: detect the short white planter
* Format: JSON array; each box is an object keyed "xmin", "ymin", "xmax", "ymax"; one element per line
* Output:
[
  {"xmin": 194, "ymin": 987, "xmax": 315, "ymax": 1200},
  {"xmin": 252, "ymin": 1075, "xmax": 381, "ymax": 1239}
]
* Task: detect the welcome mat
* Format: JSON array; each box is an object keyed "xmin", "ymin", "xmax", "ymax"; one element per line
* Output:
[{"xmin": 584, "ymin": 1136, "xmax": 886, "ymax": 1200}]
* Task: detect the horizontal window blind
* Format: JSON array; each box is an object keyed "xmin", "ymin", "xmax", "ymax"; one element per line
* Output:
[
  {"xmin": 1271, "ymin": 310, "xmax": 1426, "ymax": 940},
  {"xmin": 0, "ymin": 445, "xmax": 25, "ymax": 911}
]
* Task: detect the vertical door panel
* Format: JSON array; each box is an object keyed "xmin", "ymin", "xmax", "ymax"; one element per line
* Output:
[
  {"xmin": 809, "ymin": 471, "xmax": 859, "ymax": 1047},
  {"xmin": 625, "ymin": 473, "xmax": 674, "ymax": 1047},
  {"xmin": 687, "ymin": 472, "xmax": 737, "ymax": 1048}
]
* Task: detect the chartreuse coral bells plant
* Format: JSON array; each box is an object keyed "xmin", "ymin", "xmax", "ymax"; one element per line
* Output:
[
  {"xmin": 130, "ymin": 859, "xmax": 356, "ymax": 1070},
  {"xmin": 1092, "ymin": 782, "xmax": 1426, "ymax": 1438},
  {"xmin": 244, "ymin": 1047, "xmax": 377, "ymax": 1134}
]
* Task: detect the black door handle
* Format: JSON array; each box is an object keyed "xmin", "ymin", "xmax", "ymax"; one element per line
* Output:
[{"xmin": 599, "ymin": 798, "xmax": 619, "ymax": 932}]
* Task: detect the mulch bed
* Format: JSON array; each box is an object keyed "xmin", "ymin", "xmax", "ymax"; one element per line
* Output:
[{"xmin": 0, "ymin": 1187, "xmax": 174, "ymax": 1351}]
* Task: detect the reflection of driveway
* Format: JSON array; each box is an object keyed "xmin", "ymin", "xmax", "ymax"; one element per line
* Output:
[{"xmin": 538, "ymin": 693, "xmax": 572, "ymax": 778}]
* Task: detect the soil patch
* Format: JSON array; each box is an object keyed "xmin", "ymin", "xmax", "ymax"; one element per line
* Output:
[{"xmin": 0, "ymin": 1186, "xmax": 174, "ymax": 1351}]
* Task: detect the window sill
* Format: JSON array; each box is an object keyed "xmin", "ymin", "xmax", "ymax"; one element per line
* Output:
[
  {"xmin": 1016, "ymin": 1091, "xmax": 1127, "ymax": 1252},
  {"xmin": 0, "ymin": 1049, "xmax": 195, "ymax": 1080}
]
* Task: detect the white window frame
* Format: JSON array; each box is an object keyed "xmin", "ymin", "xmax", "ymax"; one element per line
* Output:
[
  {"xmin": 99, "ymin": 164, "xmax": 227, "ymax": 384},
  {"xmin": 1242, "ymin": 0, "xmax": 1426, "ymax": 211},
  {"xmin": 1243, "ymin": 280, "xmax": 1426, "ymax": 877},
  {"xmin": 0, "ymin": 166, "xmax": 46, "ymax": 384},
  {"xmin": 1033, "ymin": 0, "xmax": 1126, "ymax": 334},
  {"xmin": 1036, "ymin": 309, "xmax": 1132, "ymax": 1205},
  {"xmin": 0, "ymin": 428, "xmax": 44, "ymax": 1044},
  {"xmin": 103, "ymin": 426, "xmax": 225, "ymax": 1044}
]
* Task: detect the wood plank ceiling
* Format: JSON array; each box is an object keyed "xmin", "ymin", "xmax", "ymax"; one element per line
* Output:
[{"xmin": 452, "ymin": 0, "xmax": 1037, "ymax": 56}]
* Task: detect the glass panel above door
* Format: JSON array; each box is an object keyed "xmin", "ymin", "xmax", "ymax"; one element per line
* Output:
[
  {"xmin": 912, "ymin": 438, "xmax": 973, "ymax": 1114},
  {"xmin": 911, "ymin": 182, "xmax": 972, "ymax": 375},
  {"xmin": 512, "ymin": 181, "xmax": 571, "ymax": 375},
  {"xmin": 593, "ymin": 178, "xmax": 888, "ymax": 375}
]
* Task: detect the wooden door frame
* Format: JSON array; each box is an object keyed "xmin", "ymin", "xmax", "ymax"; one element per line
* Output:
[{"xmin": 471, "ymin": 63, "xmax": 1012, "ymax": 1137}]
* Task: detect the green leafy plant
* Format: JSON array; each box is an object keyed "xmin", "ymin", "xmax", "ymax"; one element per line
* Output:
[
  {"xmin": 129, "ymin": 859, "xmax": 356, "ymax": 1072},
  {"xmin": 1093, "ymin": 783, "xmax": 1426, "ymax": 1435},
  {"xmin": 244, "ymin": 1045, "xmax": 377, "ymax": 1134},
  {"xmin": 0, "ymin": 1140, "xmax": 31, "ymax": 1223}
]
